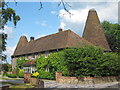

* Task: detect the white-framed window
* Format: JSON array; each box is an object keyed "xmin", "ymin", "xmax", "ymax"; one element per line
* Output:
[
  {"xmin": 38, "ymin": 54, "xmax": 41, "ymax": 58},
  {"xmin": 23, "ymin": 67, "xmax": 31, "ymax": 73},
  {"xmin": 44, "ymin": 52, "xmax": 50, "ymax": 58},
  {"xmin": 45, "ymin": 66, "xmax": 49, "ymax": 72},
  {"xmin": 23, "ymin": 66, "xmax": 36, "ymax": 73},
  {"xmin": 31, "ymin": 66, "xmax": 36, "ymax": 73},
  {"xmin": 25, "ymin": 55, "xmax": 29, "ymax": 60}
]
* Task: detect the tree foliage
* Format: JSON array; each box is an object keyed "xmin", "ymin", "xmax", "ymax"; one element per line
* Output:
[
  {"xmin": 101, "ymin": 21, "xmax": 120, "ymax": 53},
  {"xmin": 0, "ymin": 0, "xmax": 20, "ymax": 62},
  {"xmin": 63, "ymin": 46, "xmax": 119, "ymax": 77},
  {"xmin": 2, "ymin": 63, "xmax": 12, "ymax": 72},
  {"xmin": 36, "ymin": 55, "xmax": 55, "ymax": 79},
  {"xmin": 1, "ymin": 1, "xmax": 20, "ymax": 29},
  {"xmin": 36, "ymin": 46, "xmax": 120, "ymax": 79},
  {"xmin": 17, "ymin": 57, "xmax": 29, "ymax": 69}
]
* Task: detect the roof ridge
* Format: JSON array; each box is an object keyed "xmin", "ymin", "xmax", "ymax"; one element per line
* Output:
[
  {"xmin": 67, "ymin": 30, "xmax": 95, "ymax": 47},
  {"xmin": 35, "ymin": 30, "xmax": 71, "ymax": 41}
]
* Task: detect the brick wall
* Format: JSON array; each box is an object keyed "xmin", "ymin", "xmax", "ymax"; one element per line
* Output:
[
  {"xmin": 24, "ymin": 73, "xmax": 39, "ymax": 84},
  {"xmin": 56, "ymin": 72, "xmax": 120, "ymax": 84},
  {"xmin": 56, "ymin": 72, "xmax": 62, "ymax": 83},
  {"xmin": 24, "ymin": 73, "xmax": 31, "ymax": 83},
  {"xmin": 30, "ymin": 78, "xmax": 38, "ymax": 84}
]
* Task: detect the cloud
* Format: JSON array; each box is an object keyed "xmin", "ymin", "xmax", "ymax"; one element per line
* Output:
[
  {"xmin": 36, "ymin": 34, "xmax": 46, "ymax": 38},
  {"xmin": 0, "ymin": 26, "xmax": 14, "ymax": 39},
  {"xmin": 35, "ymin": 21, "xmax": 47, "ymax": 27},
  {"xmin": 51, "ymin": 11, "xmax": 57, "ymax": 14},
  {"xmin": 58, "ymin": 2, "xmax": 118, "ymax": 36},
  {"xmin": 59, "ymin": 21, "xmax": 66, "ymax": 29},
  {"xmin": 3, "ymin": 45, "xmax": 16, "ymax": 63},
  {"xmin": 22, "ymin": 34, "xmax": 28, "ymax": 38},
  {"xmin": 59, "ymin": 8, "xmax": 89, "ymax": 36}
]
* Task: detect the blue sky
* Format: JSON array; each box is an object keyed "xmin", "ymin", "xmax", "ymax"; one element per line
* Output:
[{"xmin": 3, "ymin": 1, "xmax": 118, "ymax": 63}]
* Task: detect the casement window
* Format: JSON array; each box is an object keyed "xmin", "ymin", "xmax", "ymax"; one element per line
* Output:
[
  {"xmin": 38, "ymin": 54, "xmax": 41, "ymax": 58},
  {"xmin": 45, "ymin": 66, "xmax": 49, "ymax": 72},
  {"xmin": 23, "ymin": 67, "xmax": 31, "ymax": 73},
  {"xmin": 23, "ymin": 66, "xmax": 36, "ymax": 73},
  {"xmin": 31, "ymin": 66, "xmax": 36, "ymax": 73},
  {"xmin": 44, "ymin": 52, "xmax": 50, "ymax": 58},
  {"xmin": 25, "ymin": 55, "xmax": 29, "ymax": 60}
]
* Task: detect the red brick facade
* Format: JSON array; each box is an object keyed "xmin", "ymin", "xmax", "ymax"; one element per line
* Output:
[
  {"xmin": 24, "ymin": 73, "xmax": 31, "ymax": 83},
  {"xmin": 56, "ymin": 72, "xmax": 62, "ymax": 83}
]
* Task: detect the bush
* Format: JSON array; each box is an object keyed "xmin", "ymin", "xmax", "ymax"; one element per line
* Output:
[
  {"xmin": 36, "ymin": 45, "xmax": 120, "ymax": 78},
  {"xmin": 63, "ymin": 46, "xmax": 120, "ymax": 77},
  {"xmin": 99, "ymin": 52, "xmax": 120, "ymax": 76},
  {"xmin": 18, "ymin": 73, "xmax": 24, "ymax": 78},
  {"xmin": 17, "ymin": 57, "xmax": 29, "ymax": 69},
  {"xmin": 7, "ymin": 74, "xmax": 17, "ymax": 78},
  {"xmin": 10, "ymin": 74, "xmax": 17, "ymax": 78},
  {"xmin": 38, "ymin": 71, "xmax": 55, "ymax": 80},
  {"xmin": 3, "ymin": 73, "xmax": 7, "ymax": 76}
]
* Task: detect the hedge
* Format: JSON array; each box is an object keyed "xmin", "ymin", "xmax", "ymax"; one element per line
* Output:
[{"xmin": 35, "ymin": 45, "xmax": 120, "ymax": 79}]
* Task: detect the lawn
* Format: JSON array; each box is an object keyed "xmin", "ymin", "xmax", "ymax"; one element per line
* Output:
[
  {"xmin": 0, "ymin": 76, "xmax": 23, "ymax": 80},
  {"xmin": 1, "ymin": 76, "xmax": 35, "ymax": 89},
  {"xmin": 2, "ymin": 81, "xmax": 35, "ymax": 89},
  {"xmin": 9, "ymin": 83, "xmax": 35, "ymax": 89}
]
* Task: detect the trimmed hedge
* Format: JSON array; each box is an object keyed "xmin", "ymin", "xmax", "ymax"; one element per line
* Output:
[
  {"xmin": 18, "ymin": 73, "xmax": 24, "ymax": 78},
  {"xmin": 36, "ymin": 45, "xmax": 120, "ymax": 79},
  {"xmin": 7, "ymin": 74, "xmax": 17, "ymax": 78}
]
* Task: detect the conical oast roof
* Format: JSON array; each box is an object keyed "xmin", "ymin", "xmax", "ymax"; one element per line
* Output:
[
  {"xmin": 13, "ymin": 36, "xmax": 28, "ymax": 56},
  {"xmin": 82, "ymin": 9, "xmax": 111, "ymax": 51}
]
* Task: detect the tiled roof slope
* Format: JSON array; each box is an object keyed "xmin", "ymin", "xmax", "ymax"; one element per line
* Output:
[
  {"xmin": 22, "ymin": 60, "xmax": 35, "ymax": 66},
  {"xmin": 82, "ymin": 9, "xmax": 111, "ymax": 51},
  {"xmin": 12, "ymin": 30, "xmax": 94, "ymax": 57}
]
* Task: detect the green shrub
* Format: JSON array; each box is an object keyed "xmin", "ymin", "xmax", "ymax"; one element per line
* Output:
[
  {"xmin": 6, "ymin": 73, "xmax": 11, "ymax": 77},
  {"xmin": 17, "ymin": 57, "xmax": 29, "ymax": 69},
  {"xmin": 18, "ymin": 69, "xmax": 24, "ymax": 78},
  {"xmin": 3, "ymin": 73, "xmax": 7, "ymax": 76},
  {"xmin": 7, "ymin": 74, "xmax": 17, "ymax": 78},
  {"xmin": 36, "ymin": 45, "xmax": 120, "ymax": 78},
  {"xmin": 37, "ymin": 70, "xmax": 55, "ymax": 80},
  {"xmin": 10, "ymin": 74, "xmax": 17, "ymax": 78},
  {"xmin": 18, "ymin": 73, "xmax": 24, "ymax": 78}
]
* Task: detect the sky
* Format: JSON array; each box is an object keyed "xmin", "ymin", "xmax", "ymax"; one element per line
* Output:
[{"xmin": 2, "ymin": 1, "xmax": 118, "ymax": 64}]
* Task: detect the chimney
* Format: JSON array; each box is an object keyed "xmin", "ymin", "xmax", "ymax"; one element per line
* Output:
[
  {"xmin": 30, "ymin": 37, "xmax": 34, "ymax": 41},
  {"xmin": 58, "ymin": 28, "xmax": 63, "ymax": 32}
]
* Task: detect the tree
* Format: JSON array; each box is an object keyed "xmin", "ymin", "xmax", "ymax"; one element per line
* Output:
[
  {"xmin": 101, "ymin": 21, "xmax": 120, "ymax": 53},
  {"xmin": 2, "ymin": 63, "xmax": 12, "ymax": 73},
  {"xmin": 17, "ymin": 57, "xmax": 29, "ymax": 69},
  {"xmin": 0, "ymin": 0, "xmax": 20, "ymax": 62}
]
